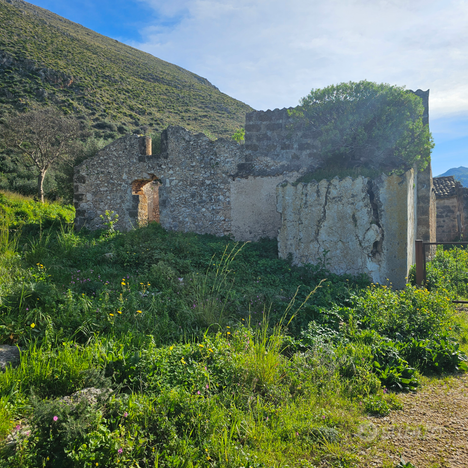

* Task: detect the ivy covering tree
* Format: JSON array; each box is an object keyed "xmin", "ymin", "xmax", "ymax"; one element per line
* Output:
[{"xmin": 291, "ymin": 81, "xmax": 434, "ymax": 171}]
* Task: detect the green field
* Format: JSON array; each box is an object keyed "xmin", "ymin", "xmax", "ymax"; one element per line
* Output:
[{"xmin": 0, "ymin": 192, "xmax": 467, "ymax": 467}]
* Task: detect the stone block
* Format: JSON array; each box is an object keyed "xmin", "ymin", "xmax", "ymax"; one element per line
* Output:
[
  {"xmin": 245, "ymin": 123, "xmax": 261, "ymax": 132},
  {"xmin": 266, "ymin": 123, "xmax": 282, "ymax": 131}
]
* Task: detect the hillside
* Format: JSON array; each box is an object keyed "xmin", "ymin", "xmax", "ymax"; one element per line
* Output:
[
  {"xmin": 437, "ymin": 166, "xmax": 468, "ymax": 187},
  {"xmin": 0, "ymin": 0, "xmax": 253, "ymax": 140}
]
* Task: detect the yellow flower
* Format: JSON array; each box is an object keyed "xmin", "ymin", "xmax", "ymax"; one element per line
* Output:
[
  {"xmin": 170, "ymin": 346, "xmax": 173, "ymax": 350},
  {"xmin": 181, "ymin": 358, "xmax": 186, "ymax": 364},
  {"xmin": 137, "ymin": 310, "xmax": 142, "ymax": 314},
  {"xmin": 208, "ymin": 348, "xmax": 213, "ymax": 353},
  {"xmin": 198, "ymin": 344, "xmax": 204, "ymax": 348},
  {"xmin": 117, "ymin": 311, "xmax": 122, "ymax": 314},
  {"xmin": 30, "ymin": 323, "xmax": 35, "ymax": 328},
  {"xmin": 121, "ymin": 282, "xmax": 125, "ymax": 286},
  {"xmin": 109, "ymin": 313, "xmax": 114, "ymax": 316}
]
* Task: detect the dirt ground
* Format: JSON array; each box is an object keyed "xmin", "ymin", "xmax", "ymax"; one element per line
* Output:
[{"xmin": 359, "ymin": 371, "xmax": 468, "ymax": 467}]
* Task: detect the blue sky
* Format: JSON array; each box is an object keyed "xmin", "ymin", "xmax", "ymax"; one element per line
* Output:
[{"xmin": 27, "ymin": 0, "xmax": 468, "ymax": 176}]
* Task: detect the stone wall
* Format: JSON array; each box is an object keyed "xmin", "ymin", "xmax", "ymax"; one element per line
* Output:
[
  {"xmin": 74, "ymin": 128, "xmax": 244, "ymax": 236},
  {"xmin": 244, "ymin": 108, "xmax": 321, "ymax": 175},
  {"xmin": 435, "ymin": 196, "xmax": 461, "ymax": 242},
  {"xmin": 276, "ymin": 170, "xmax": 416, "ymax": 288},
  {"xmin": 75, "ymin": 89, "xmax": 433, "ymax": 287},
  {"xmin": 463, "ymin": 189, "xmax": 468, "ymax": 240},
  {"xmin": 433, "ymin": 176, "xmax": 467, "ymax": 242},
  {"xmin": 74, "ymin": 127, "xmax": 302, "ymax": 240}
]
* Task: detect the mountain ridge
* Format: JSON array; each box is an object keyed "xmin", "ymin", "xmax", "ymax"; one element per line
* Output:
[
  {"xmin": 0, "ymin": 0, "xmax": 253, "ymax": 139},
  {"xmin": 436, "ymin": 166, "xmax": 468, "ymax": 187}
]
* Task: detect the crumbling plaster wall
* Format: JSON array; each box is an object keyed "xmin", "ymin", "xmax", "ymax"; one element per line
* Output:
[{"xmin": 277, "ymin": 170, "xmax": 416, "ymax": 288}]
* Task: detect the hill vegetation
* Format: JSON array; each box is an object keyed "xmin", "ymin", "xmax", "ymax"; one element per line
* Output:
[
  {"xmin": 0, "ymin": 0, "xmax": 253, "ymax": 200},
  {"xmin": 438, "ymin": 166, "xmax": 468, "ymax": 187},
  {"xmin": 0, "ymin": 192, "xmax": 467, "ymax": 467},
  {"xmin": 0, "ymin": 0, "xmax": 252, "ymax": 139}
]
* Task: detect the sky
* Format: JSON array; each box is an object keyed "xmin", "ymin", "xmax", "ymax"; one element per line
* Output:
[{"xmin": 26, "ymin": 0, "xmax": 468, "ymax": 176}]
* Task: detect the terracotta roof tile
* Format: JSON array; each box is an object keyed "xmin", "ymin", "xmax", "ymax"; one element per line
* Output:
[{"xmin": 433, "ymin": 176, "xmax": 460, "ymax": 198}]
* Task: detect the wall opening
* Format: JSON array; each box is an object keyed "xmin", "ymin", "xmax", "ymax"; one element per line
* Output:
[{"xmin": 131, "ymin": 178, "xmax": 161, "ymax": 226}]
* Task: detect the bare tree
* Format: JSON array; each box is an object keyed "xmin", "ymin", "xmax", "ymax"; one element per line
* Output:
[{"xmin": 0, "ymin": 108, "xmax": 83, "ymax": 202}]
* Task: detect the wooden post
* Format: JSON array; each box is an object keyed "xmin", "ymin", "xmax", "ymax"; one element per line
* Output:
[{"xmin": 415, "ymin": 240, "xmax": 424, "ymax": 286}]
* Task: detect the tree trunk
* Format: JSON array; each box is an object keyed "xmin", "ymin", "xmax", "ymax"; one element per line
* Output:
[{"xmin": 38, "ymin": 169, "xmax": 47, "ymax": 203}]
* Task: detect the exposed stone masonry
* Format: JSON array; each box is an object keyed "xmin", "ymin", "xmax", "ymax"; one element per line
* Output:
[
  {"xmin": 74, "ymin": 128, "xmax": 245, "ymax": 235},
  {"xmin": 74, "ymin": 90, "xmax": 434, "ymax": 286},
  {"xmin": 244, "ymin": 108, "xmax": 321, "ymax": 175},
  {"xmin": 433, "ymin": 176, "xmax": 468, "ymax": 241}
]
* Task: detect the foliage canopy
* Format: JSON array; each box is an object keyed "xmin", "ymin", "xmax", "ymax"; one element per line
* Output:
[{"xmin": 291, "ymin": 81, "xmax": 434, "ymax": 171}]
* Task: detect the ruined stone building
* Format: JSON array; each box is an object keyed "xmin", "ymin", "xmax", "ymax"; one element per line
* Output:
[
  {"xmin": 74, "ymin": 90, "xmax": 434, "ymax": 288},
  {"xmin": 433, "ymin": 176, "xmax": 468, "ymax": 241}
]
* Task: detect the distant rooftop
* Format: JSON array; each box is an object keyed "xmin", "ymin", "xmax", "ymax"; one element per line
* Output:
[{"xmin": 433, "ymin": 176, "xmax": 461, "ymax": 198}]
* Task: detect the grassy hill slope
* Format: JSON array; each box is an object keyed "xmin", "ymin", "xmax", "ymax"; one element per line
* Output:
[{"xmin": 0, "ymin": 0, "xmax": 253, "ymax": 139}]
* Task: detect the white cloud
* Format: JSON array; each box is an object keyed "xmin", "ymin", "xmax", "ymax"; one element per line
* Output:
[{"xmin": 132, "ymin": 0, "xmax": 468, "ymax": 118}]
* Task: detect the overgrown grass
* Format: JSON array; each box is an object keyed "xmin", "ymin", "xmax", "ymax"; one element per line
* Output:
[{"xmin": 0, "ymin": 192, "xmax": 467, "ymax": 467}]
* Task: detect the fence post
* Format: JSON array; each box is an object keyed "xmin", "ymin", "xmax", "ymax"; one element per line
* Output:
[{"xmin": 415, "ymin": 240, "xmax": 424, "ymax": 286}]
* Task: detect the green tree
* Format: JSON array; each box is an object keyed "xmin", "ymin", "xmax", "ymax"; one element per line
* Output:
[
  {"xmin": 0, "ymin": 108, "xmax": 83, "ymax": 202},
  {"xmin": 290, "ymin": 81, "xmax": 434, "ymax": 171}
]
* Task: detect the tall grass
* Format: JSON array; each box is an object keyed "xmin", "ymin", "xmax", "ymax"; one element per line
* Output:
[{"xmin": 0, "ymin": 191, "xmax": 467, "ymax": 467}]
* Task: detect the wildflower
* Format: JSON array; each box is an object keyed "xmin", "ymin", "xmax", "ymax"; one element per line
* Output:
[
  {"xmin": 198, "ymin": 344, "xmax": 204, "ymax": 348},
  {"xmin": 123, "ymin": 412, "xmax": 128, "ymax": 418},
  {"xmin": 118, "ymin": 448, "xmax": 123, "ymax": 454},
  {"xmin": 197, "ymin": 391, "xmax": 201, "ymax": 395},
  {"xmin": 109, "ymin": 313, "xmax": 114, "ymax": 317},
  {"xmin": 117, "ymin": 311, "xmax": 122, "ymax": 314},
  {"xmin": 181, "ymin": 358, "xmax": 186, "ymax": 364},
  {"xmin": 30, "ymin": 323, "xmax": 35, "ymax": 328},
  {"xmin": 137, "ymin": 310, "xmax": 142, "ymax": 314},
  {"xmin": 53, "ymin": 416, "xmax": 58, "ymax": 422},
  {"xmin": 15, "ymin": 425, "xmax": 21, "ymax": 431},
  {"xmin": 169, "ymin": 346, "xmax": 173, "ymax": 351},
  {"xmin": 208, "ymin": 348, "xmax": 213, "ymax": 353}
]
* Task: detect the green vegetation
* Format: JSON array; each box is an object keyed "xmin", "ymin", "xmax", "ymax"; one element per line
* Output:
[
  {"xmin": 231, "ymin": 127, "xmax": 245, "ymax": 144},
  {"xmin": 0, "ymin": 0, "xmax": 253, "ymax": 201},
  {"xmin": 0, "ymin": 0, "xmax": 252, "ymax": 139},
  {"xmin": 0, "ymin": 191, "xmax": 467, "ymax": 467},
  {"xmin": 290, "ymin": 81, "xmax": 434, "ymax": 173}
]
